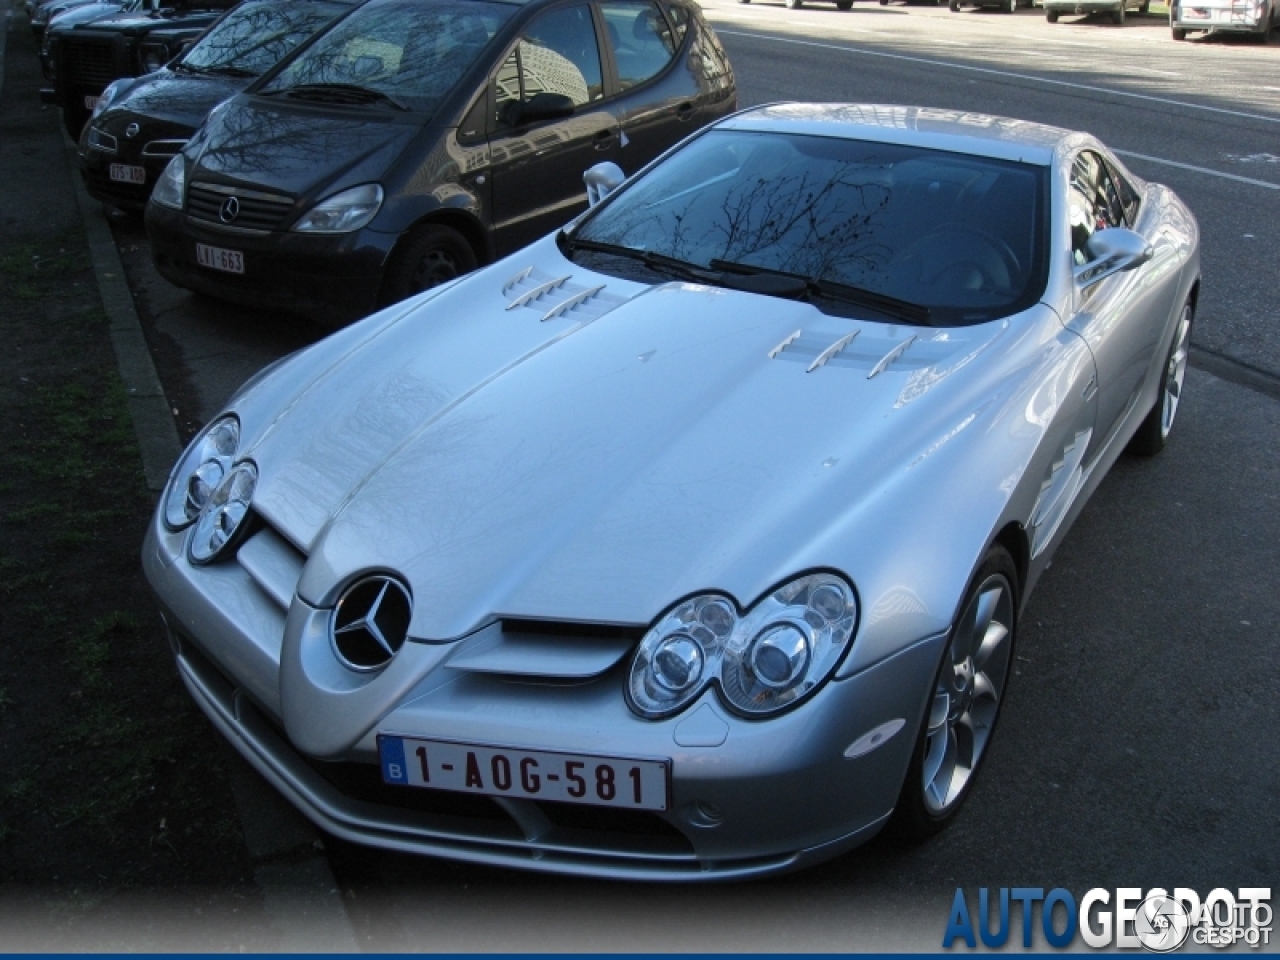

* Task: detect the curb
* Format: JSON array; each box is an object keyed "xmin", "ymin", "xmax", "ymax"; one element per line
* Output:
[{"xmin": 64, "ymin": 138, "xmax": 358, "ymax": 950}]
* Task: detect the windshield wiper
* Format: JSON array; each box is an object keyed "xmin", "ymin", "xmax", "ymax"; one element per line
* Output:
[
  {"xmin": 200, "ymin": 64, "xmax": 259, "ymax": 78},
  {"xmin": 267, "ymin": 83, "xmax": 409, "ymax": 111},
  {"xmin": 564, "ymin": 237, "xmax": 718, "ymax": 283},
  {"xmin": 710, "ymin": 258, "xmax": 933, "ymax": 325}
]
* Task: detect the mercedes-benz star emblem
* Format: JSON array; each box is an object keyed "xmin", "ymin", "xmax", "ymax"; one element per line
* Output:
[
  {"xmin": 331, "ymin": 576, "xmax": 412, "ymax": 671},
  {"xmin": 218, "ymin": 196, "xmax": 240, "ymax": 223},
  {"xmin": 124, "ymin": 122, "xmax": 140, "ymax": 139}
]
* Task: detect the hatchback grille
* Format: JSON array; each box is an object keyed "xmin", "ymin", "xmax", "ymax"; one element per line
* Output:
[
  {"xmin": 187, "ymin": 182, "xmax": 294, "ymax": 232},
  {"xmin": 64, "ymin": 37, "xmax": 116, "ymax": 86}
]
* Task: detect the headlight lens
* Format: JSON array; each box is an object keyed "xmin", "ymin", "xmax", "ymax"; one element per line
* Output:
[
  {"xmin": 163, "ymin": 415, "xmax": 238, "ymax": 529},
  {"xmin": 627, "ymin": 573, "xmax": 858, "ymax": 720},
  {"xmin": 292, "ymin": 184, "xmax": 383, "ymax": 234},
  {"xmin": 189, "ymin": 462, "xmax": 257, "ymax": 564},
  {"xmin": 139, "ymin": 41, "xmax": 170, "ymax": 73},
  {"xmin": 151, "ymin": 154, "xmax": 185, "ymax": 210}
]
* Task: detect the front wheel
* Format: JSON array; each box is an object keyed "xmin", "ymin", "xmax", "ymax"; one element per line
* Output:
[
  {"xmin": 786, "ymin": 0, "xmax": 802, "ymax": 9},
  {"xmin": 1047, "ymin": 7, "xmax": 1060, "ymax": 18},
  {"xmin": 892, "ymin": 545, "xmax": 1017, "ymax": 840},
  {"xmin": 380, "ymin": 223, "xmax": 477, "ymax": 307},
  {"xmin": 1128, "ymin": 300, "xmax": 1192, "ymax": 456},
  {"xmin": 1171, "ymin": 23, "xmax": 1187, "ymax": 36},
  {"xmin": 950, "ymin": 0, "xmax": 961, "ymax": 10},
  {"xmin": 837, "ymin": 0, "xmax": 855, "ymax": 9},
  {"xmin": 1112, "ymin": 2, "xmax": 1125, "ymax": 21}
]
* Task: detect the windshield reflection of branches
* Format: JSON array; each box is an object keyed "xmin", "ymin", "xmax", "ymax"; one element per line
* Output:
[
  {"xmin": 264, "ymin": 0, "xmax": 511, "ymax": 111},
  {"xmin": 183, "ymin": 2, "xmax": 346, "ymax": 75}
]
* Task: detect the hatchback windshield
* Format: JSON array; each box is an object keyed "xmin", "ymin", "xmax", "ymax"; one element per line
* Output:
[
  {"xmin": 179, "ymin": 0, "xmax": 351, "ymax": 77},
  {"xmin": 261, "ymin": 0, "xmax": 514, "ymax": 114},
  {"xmin": 572, "ymin": 130, "xmax": 1050, "ymax": 325}
]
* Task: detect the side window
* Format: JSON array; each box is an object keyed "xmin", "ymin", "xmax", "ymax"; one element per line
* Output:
[
  {"xmin": 1069, "ymin": 150, "xmax": 1122, "ymax": 266},
  {"xmin": 1105, "ymin": 159, "xmax": 1141, "ymax": 226},
  {"xmin": 600, "ymin": 1, "xmax": 677, "ymax": 91},
  {"xmin": 494, "ymin": 4, "xmax": 603, "ymax": 128},
  {"xmin": 665, "ymin": 2, "xmax": 689, "ymax": 44}
]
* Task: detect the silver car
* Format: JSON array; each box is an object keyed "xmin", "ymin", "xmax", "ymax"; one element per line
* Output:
[
  {"xmin": 145, "ymin": 103, "xmax": 1200, "ymax": 880},
  {"xmin": 1169, "ymin": 0, "xmax": 1276, "ymax": 39}
]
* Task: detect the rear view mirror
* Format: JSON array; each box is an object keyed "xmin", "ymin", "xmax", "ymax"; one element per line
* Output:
[
  {"xmin": 1074, "ymin": 227, "xmax": 1152, "ymax": 288},
  {"xmin": 517, "ymin": 92, "xmax": 575, "ymax": 125},
  {"xmin": 584, "ymin": 161, "xmax": 625, "ymax": 207}
]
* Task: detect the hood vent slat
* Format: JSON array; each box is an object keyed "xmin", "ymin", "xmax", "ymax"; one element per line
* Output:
[
  {"xmin": 867, "ymin": 335, "xmax": 918, "ymax": 379},
  {"xmin": 507, "ymin": 275, "xmax": 571, "ymax": 310},
  {"xmin": 807, "ymin": 330, "xmax": 860, "ymax": 373}
]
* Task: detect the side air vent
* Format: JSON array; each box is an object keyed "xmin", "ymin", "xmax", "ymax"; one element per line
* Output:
[{"xmin": 448, "ymin": 619, "xmax": 643, "ymax": 680}]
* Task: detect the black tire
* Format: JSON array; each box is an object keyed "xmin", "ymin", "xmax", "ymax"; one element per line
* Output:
[
  {"xmin": 950, "ymin": 0, "xmax": 961, "ymax": 10},
  {"xmin": 786, "ymin": 0, "xmax": 802, "ymax": 9},
  {"xmin": 1005, "ymin": 0, "xmax": 1017, "ymax": 12},
  {"xmin": 1047, "ymin": 7, "xmax": 1060, "ymax": 18},
  {"xmin": 1171, "ymin": 23, "xmax": 1187, "ymax": 37},
  {"xmin": 1112, "ymin": 2, "xmax": 1125, "ymax": 22},
  {"xmin": 1128, "ymin": 300, "xmax": 1193, "ymax": 457},
  {"xmin": 837, "ymin": 0, "xmax": 854, "ymax": 9},
  {"xmin": 380, "ymin": 224, "xmax": 477, "ymax": 307},
  {"xmin": 892, "ymin": 545, "xmax": 1018, "ymax": 842}
]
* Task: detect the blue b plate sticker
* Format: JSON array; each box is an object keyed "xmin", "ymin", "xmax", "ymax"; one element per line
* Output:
[{"xmin": 380, "ymin": 734, "xmax": 409, "ymax": 784}]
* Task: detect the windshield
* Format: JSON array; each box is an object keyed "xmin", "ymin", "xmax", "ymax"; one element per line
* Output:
[
  {"xmin": 180, "ymin": 0, "xmax": 350, "ymax": 77},
  {"xmin": 572, "ymin": 130, "xmax": 1050, "ymax": 325},
  {"xmin": 261, "ymin": 0, "xmax": 514, "ymax": 114}
]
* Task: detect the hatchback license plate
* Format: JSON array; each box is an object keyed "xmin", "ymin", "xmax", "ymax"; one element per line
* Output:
[
  {"xmin": 378, "ymin": 734, "xmax": 670, "ymax": 811},
  {"xmin": 109, "ymin": 163, "xmax": 146, "ymax": 185},
  {"xmin": 196, "ymin": 243, "xmax": 244, "ymax": 275}
]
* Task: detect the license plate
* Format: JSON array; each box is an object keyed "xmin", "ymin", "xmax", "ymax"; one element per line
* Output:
[
  {"xmin": 195, "ymin": 242, "xmax": 244, "ymax": 275},
  {"xmin": 84, "ymin": 95, "xmax": 99, "ymax": 111},
  {"xmin": 109, "ymin": 163, "xmax": 146, "ymax": 185},
  {"xmin": 378, "ymin": 734, "xmax": 670, "ymax": 811}
]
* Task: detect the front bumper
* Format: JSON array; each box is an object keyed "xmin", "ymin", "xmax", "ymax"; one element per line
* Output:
[
  {"xmin": 79, "ymin": 141, "xmax": 175, "ymax": 210},
  {"xmin": 145, "ymin": 201, "xmax": 393, "ymax": 325},
  {"xmin": 144, "ymin": 509, "xmax": 944, "ymax": 880}
]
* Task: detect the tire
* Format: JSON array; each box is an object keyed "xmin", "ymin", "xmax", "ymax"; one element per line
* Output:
[
  {"xmin": 1138, "ymin": 0, "xmax": 1149, "ymax": 10},
  {"xmin": 1171, "ymin": 24, "xmax": 1187, "ymax": 37},
  {"xmin": 950, "ymin": 0, "xmax": 961, "ymax": 10},
  {"xmin": 1112, "ymin": 2, "xmax": 1125, "ymax": 22},
  {"xmin": 1005, "ymin": 0, "xmax": 1017, "ymax": 12},
  {"xmin": 837, "ymin": 0, "xmax": 854, "ymax": 9},
  {"xmin": 1047, "ymin": 7, "xmax": 1060, "ymax": 18},
  {"xmin": 786, "ymin": 0, "xmax": 802, "ymax": 9},
  {"xmin": 737, "ymin": 0, "xmax": 750, "ymax": 5},
  {"xmin": 892, "ymin": 545, "xmax": 1018, "ymax": 841},
  {"xmin": 1128, "ymin": 300, "xmax": 1192, "ymax": 456},
  {"xmin": 380, "ymin": 224, "xmax": 477, "ymax": 306}
]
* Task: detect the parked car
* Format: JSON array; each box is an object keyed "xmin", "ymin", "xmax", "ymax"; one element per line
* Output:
[
  {"xmin": 1169, "ymin": 0, "xmax": 1275, "ymax": 39},
  {"xmin": 1044, "ymin": 0, "xmax": 1147, "ymax": 22},
  {"xmin": 78, "ymin": 0, "xmax": 354, "ymax": 212},
  {"xmin": 951, "ymin": 0, "xmax": 1032, "ymax": 12},
  {"xmin": 737, "ymin": 0, "xmax": 856, "ymax": 11},
  {"xmin": 144, "ymin": 102, "xmax": 1200, "ymax": 879},
  {"xmin": 40, "ymin": 0, "xmax": 133, "ymax": 80},
  {"xmin": 144, "ymin": 0, "xmax": 736, "ymax": 324},
  {"xmin": 42, "ymin": 0, "xmax": 239, "ymax": 138},
  {"xmin": 29, "ymin": 0, "xmax": 107, "ymax": 39}
]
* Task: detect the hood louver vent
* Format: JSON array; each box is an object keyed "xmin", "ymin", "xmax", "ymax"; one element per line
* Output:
[{"xmin": 502, "ymin": 266, "xmax": 627, "ymax": 325}]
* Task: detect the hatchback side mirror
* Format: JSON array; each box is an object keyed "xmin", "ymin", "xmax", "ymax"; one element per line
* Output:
[
  {"xmin": 517, "ymin": 92, "xmax": 575, "ymax": 125},
  {"xmin": 584, "ymin": 161, "xmax": 625, "ymax": 207},
  {"xmin": 1074, "ymin": 227, "xmax": 1153, "ymax": 288}
]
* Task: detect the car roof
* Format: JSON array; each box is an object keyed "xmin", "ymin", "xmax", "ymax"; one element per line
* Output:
[{"xmin": 720, "ymin": 103, "xmax": 1071, "ymax": 166}]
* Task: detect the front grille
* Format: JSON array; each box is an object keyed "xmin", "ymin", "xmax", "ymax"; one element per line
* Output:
[
  {"xmin": 64, "ymin": 37, "xmax": 116, "ymax": 86},
  {"xmin": 187, "ymin": 182, "xmax": 294, "ymax": 232}
]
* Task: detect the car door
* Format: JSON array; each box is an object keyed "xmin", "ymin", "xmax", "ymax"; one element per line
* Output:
[
  {"xmin": 597, "ymin": 0, "xmax": 696, "ymax": 173},
  {"xmin": 1062, "ymin": 149, "xmax": 1170, "ymax": 462},
  {"xmin": 487, "ymin": 2, "xmax": 620, "ymax": 253}
]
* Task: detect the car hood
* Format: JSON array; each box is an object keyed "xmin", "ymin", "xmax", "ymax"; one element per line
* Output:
[
  {"xmin": 190, "ymin": 97, "xmax": 418, "ymax": 199},
  {"xmin": 71, "ymin": 5, "xmax": 217, "ymax": 31},
  {"xmin": 235, "ymin": 236, "xmax": 1040, "ymax": 651},
  {"xmin": 104, "ymin": 69, "xmax": 243, "ymax": 133},
  {"xmin": 46, "ymin": 1, "xmax": 122, "ymax": 32}
]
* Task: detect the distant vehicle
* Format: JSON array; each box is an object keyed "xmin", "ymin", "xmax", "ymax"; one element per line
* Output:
[
  {"xmin": 1168, "ymin": 0, "xmax": 1275, "ymax": 39},
  {"xmin": 1044, "ymin": 0, "xmax": 1147, "ymax": 22},
  {"xmin": 951, "ymin": 0, "xmax": 1032, "ymax": 13},
  {"xmin": 41, "ymin": 0, "xmax": 239, "ymax": 138},
  {"xmin": 737, "ymin": 0, "xmax": 856, "ymax": 11},
  {"xmin": 40, "ymin": 0, "xmax": 139, "ymax": 80},
  {"xmin": 29, "ymin": 0, "xmax": 107, "ymax": 40},
  {"xmin": 144, "ymin": 0, "xmax": 737, "ymax": 325},
  {"xmin": 78, "ymin": 0, "xmax": 354, "ymax": 211},
  {"xmin": 144, "ymin": 103, "xmax": 1201, "ymax": 880}
]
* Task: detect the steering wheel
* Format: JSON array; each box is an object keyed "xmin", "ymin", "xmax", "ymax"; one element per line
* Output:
[{"xmin": 888, "ymin": 225, "xmax": 1021, "ymax": 294}]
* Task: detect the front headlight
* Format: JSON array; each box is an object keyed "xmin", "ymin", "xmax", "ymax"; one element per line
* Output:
[
  {"xmin": 292, "ymin": 184, "xmax": 383, "ymax": 234},
  {"xmin": 163, "ymin": 415, "xmax": 238, "ymax": 529},
  {"xmin": 91, "ymin": 77, "xmax": 130, "ymax": 120},
  {"xmin": 151, "ymin": 154, "xmax": 185, "ymax": 210},
  {"xmin": 139, "ymin": 41, "xmax": 170, "ymax": 73},
  {"xmin": 627, "ymin": 573, "xmax": 858, "ymax": 720},
  {"xmin": 189, "ymin": 462, "xmax": 257, "ymax": 564}
]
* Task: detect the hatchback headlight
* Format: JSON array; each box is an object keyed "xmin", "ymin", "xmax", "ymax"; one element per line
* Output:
[
  {"xmin": 151, "ymin": 154, "xmax": 185, "ymax": 210},
  {"xmin": 627, "ymin": 573, "xmax": 858, "ymax": 719},
  {"xmin": 188, "ymin": 462, "xmax": 257, "ymax": 564},
  {"xmin": 163, "ymin": 415, "xmax": 238, "ymax": 530},
  {"xmin": 139, "ymin": 41, "xmax": 171, "ymax": 73},
  {"xmin": 292, "ymin": 184, "xmax": 383, "ymax": 234}
]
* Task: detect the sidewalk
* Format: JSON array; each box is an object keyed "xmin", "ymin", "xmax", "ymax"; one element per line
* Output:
[{"xmin": 0, "ymin": 7, "xmax": 351, "ymax": 949}]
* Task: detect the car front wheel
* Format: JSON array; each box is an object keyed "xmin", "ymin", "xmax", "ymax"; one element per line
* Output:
[
  {"xmin": 892, "ymin": 545, "xmax": 1017, "ymax": 840},
  {"xmin": 381, "ymin": 223, "xmax": 477, "ymax": 305},
  {"xmin": 1112, "ymin": 2, "xmax": 1125, "ymax": 21},
  {"xmin": 1128, "ymin": 300, "xmax": 1192, "ymax": 456},
  {"xmin": 1047, "ymin": 7, "xmax": 1060, "ymax": 18}
]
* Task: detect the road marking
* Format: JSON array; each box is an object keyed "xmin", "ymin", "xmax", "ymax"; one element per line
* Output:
[
  {"xmin": 717, "ymin": 29, "xmax": 1280, "ymax": 125},
  {"xmin": 1114, "ymin": 150, "xmax": 1280, "ymax": 190}
]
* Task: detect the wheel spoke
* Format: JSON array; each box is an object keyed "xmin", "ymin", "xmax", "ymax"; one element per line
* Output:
[
  {"xmin": 973, "ymin": 621, "xmax": 1008, "ymax": 671},
  {"xmin": 928, "ymin": 691, "xmax": 950, "ymax": 732}
]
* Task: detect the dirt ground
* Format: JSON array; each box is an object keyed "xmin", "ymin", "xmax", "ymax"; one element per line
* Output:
[{"xmin": 0, "ymin": 14, "xmax": 274, "ymax": 950}]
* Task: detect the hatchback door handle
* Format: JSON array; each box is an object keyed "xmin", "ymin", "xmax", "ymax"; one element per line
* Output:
[
  {"xmin": 593, "ymin": 129, "xmax": 615, "ymax": 150},
  {"xmin": 676, "ymin": 102, "xmax": 694, "ymax": 121}
]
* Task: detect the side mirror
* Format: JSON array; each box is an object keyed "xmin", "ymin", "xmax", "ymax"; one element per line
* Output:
[
  {"xmin": 517, "ymin": 92, "xmax": 575, "ymax": 125},
  {"xmin": 583, "ymin": 161, "xmax": 625, "ymax": 207},
  {"xmin": 1074, "ymin": 227, "xmax": 1153, "ymax": 288}
]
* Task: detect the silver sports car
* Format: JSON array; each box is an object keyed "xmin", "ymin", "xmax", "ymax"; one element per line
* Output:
[{"xmin": 144, "ymin": 103, "xmax": 1200, "ymax": 880}]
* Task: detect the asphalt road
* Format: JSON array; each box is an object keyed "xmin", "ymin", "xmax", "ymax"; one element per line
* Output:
[{"xmin": 105, "ymin": 5, "xmax": 1280, "ymax": 949}]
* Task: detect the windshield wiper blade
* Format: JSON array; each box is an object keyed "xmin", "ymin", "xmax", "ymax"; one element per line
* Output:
[
  {"xmin": 565, "ymin": 237, "xmax": 717, "ymax": 283},
  {"xmin": 275, "ymin": 83, "xmax": 409, "ymax": 111},
  {"xmin": 710, "ymin": 258, "xmax": 932, "ymax": 325},
  {"xmin": 201, "ymin": 64, "xmax": 258, "ymax": 78}
]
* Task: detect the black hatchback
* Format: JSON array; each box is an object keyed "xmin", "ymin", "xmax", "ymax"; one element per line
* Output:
[{"xmin": 144, "ymin": 0, "xmax": 736, "ymax": 324}]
